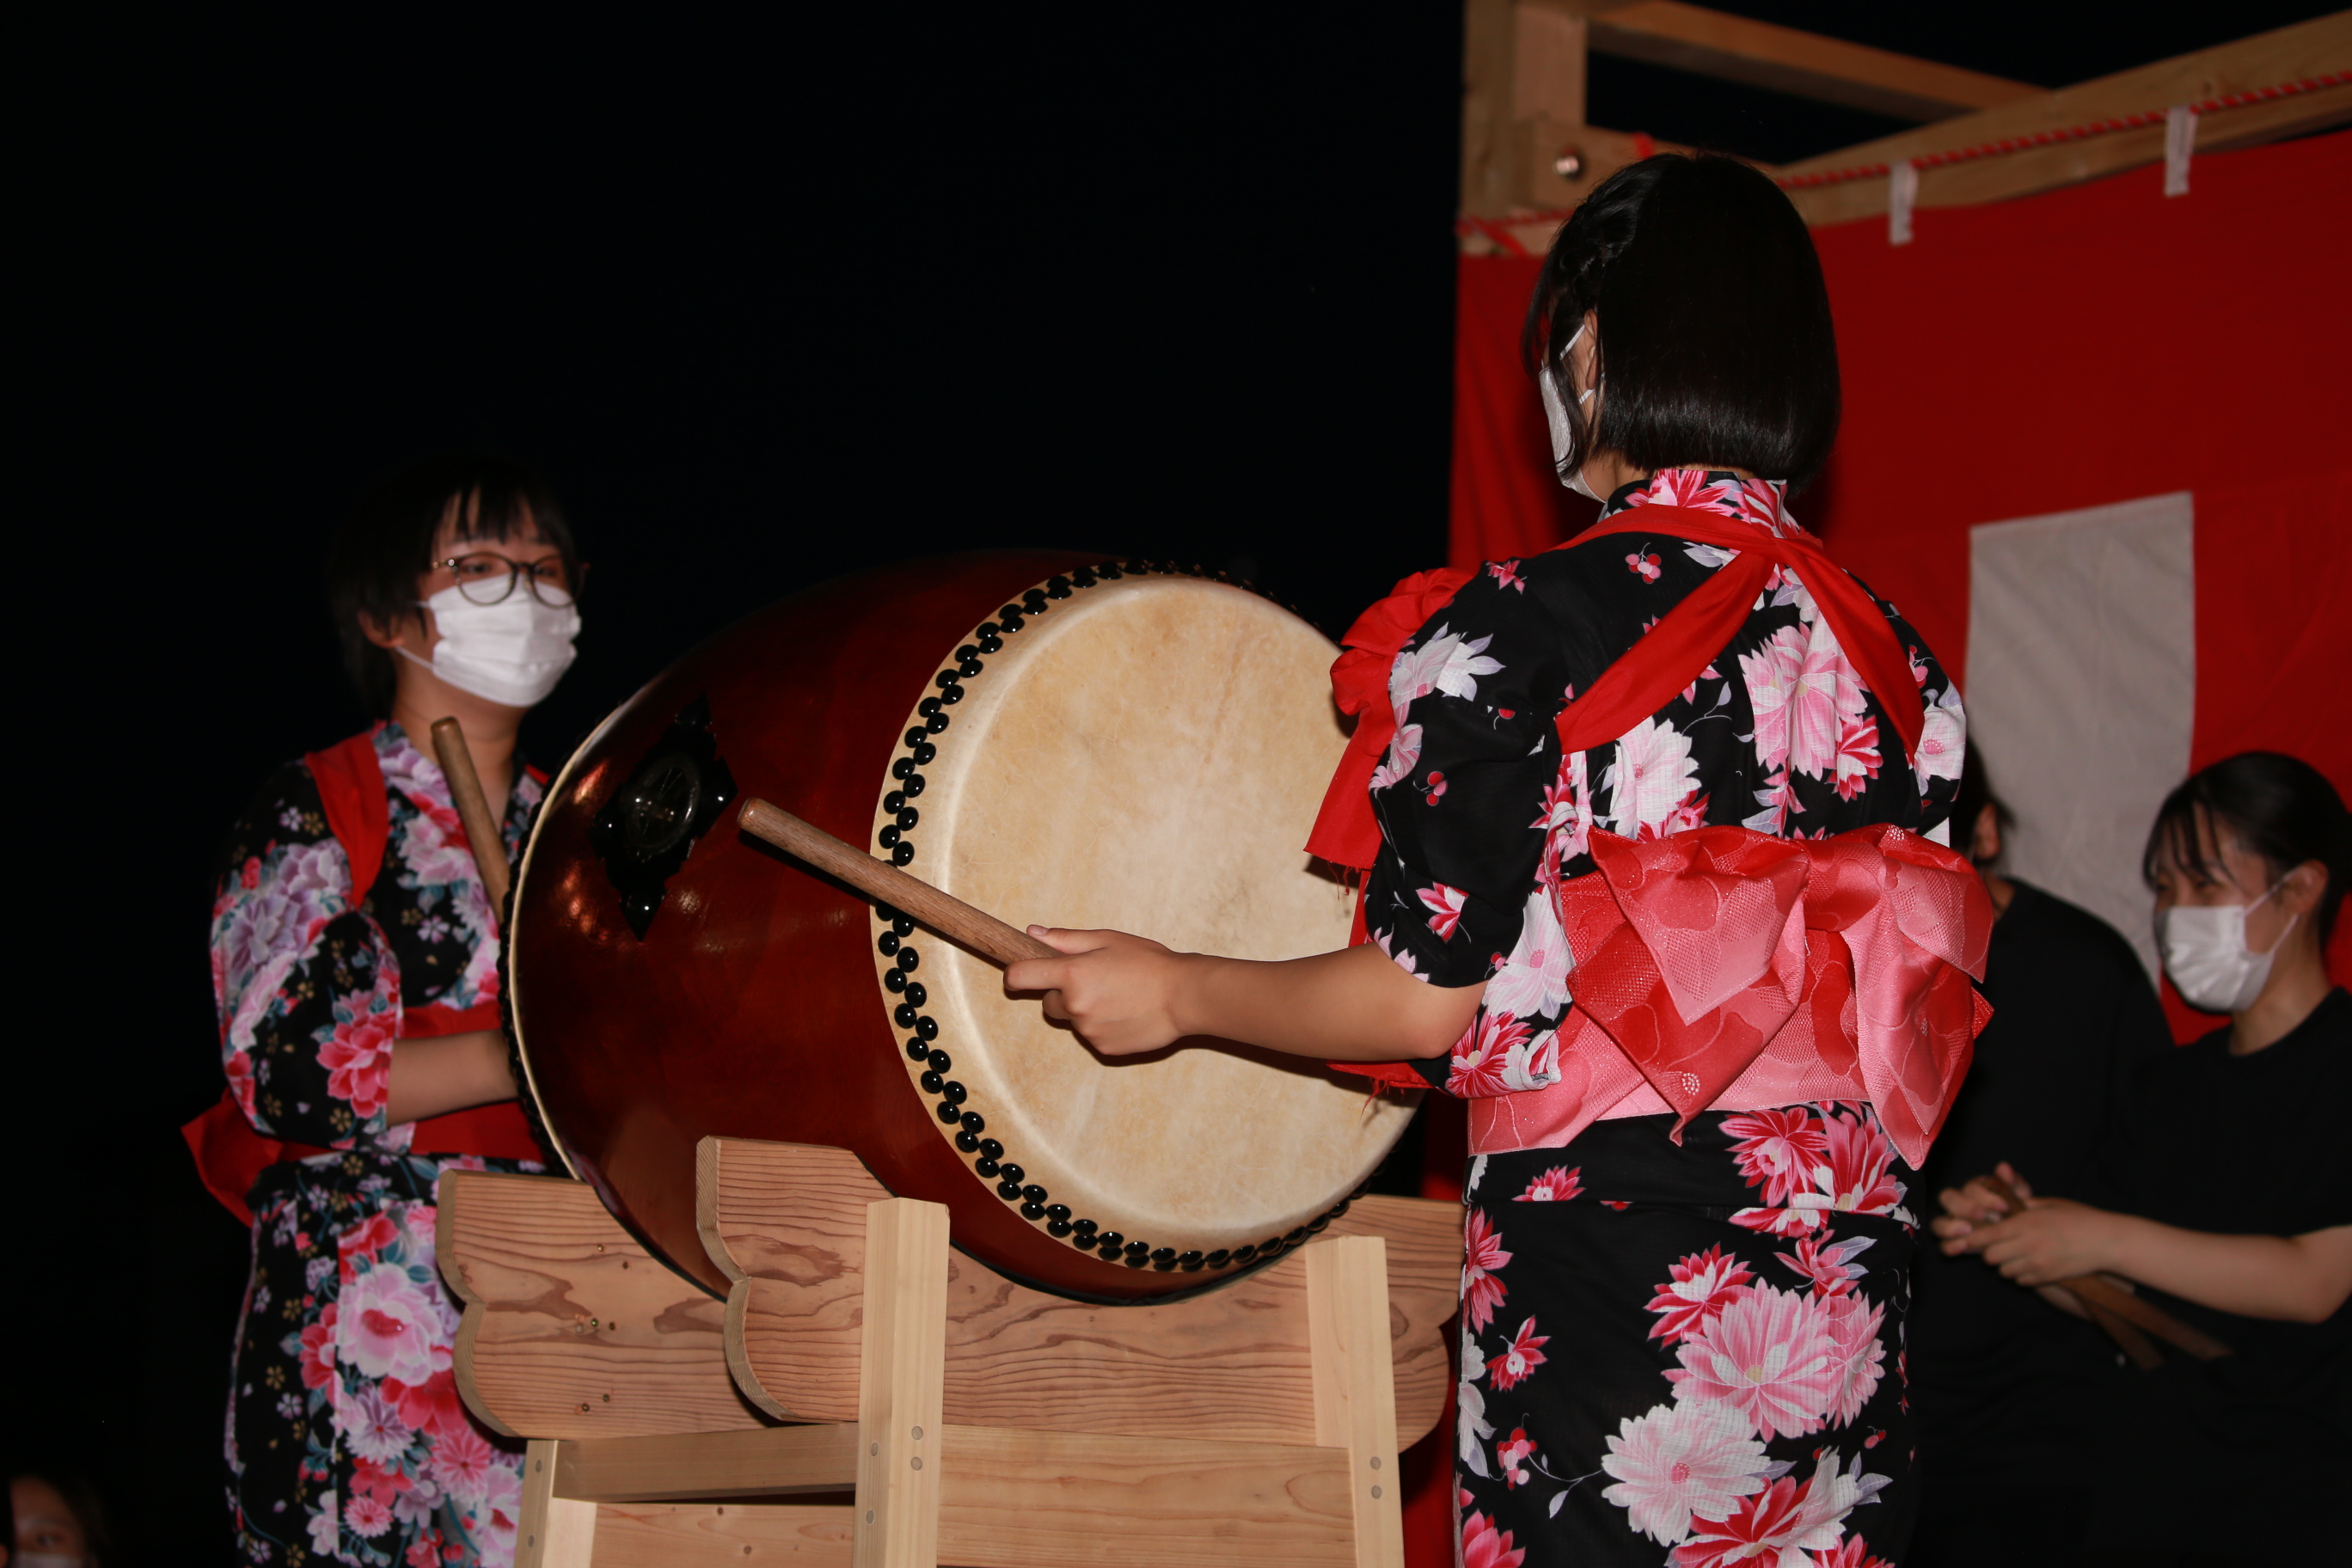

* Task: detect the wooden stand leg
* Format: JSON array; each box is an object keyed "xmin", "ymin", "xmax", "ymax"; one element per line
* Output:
[
  {"xmin": 518, "ymin": 1439, "xmax": 599, "ymax": 1568},
  {"xmin": 1307, "ymin": 1235, "xmax": 1406, "ymax": 1568},
  {"xmin": 854, "ymin": 1197, "xmax": 949, "ymax": 1568}
]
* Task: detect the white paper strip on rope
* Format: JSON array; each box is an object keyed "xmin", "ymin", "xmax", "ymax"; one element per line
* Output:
[
  {"xmin": 1889, "ymin": 161, "xmax": 1919, "ymax": 246},
  {"xmin": 1966, "ymin": 492, "xmax": 2196, "ymax": 979},
  {"xmin": 2165, "ymin": 105, "xmax": 2198, "ymax": 197}
]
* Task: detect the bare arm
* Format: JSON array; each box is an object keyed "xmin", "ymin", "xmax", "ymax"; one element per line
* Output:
[
  {"xmin": 385, "ymin": 1031, "xmax": 518, "ymax": 1124},
  {"xmin": 1002, "ymin": 928, "xmax": 1483, "ymax": 1063},
  {"xmin": 1936, "ymin": 1167, "xmax": 2352, "ymax": 1325}
]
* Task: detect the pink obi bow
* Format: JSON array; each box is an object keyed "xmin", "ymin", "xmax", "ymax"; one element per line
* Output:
[{"xmin": 1553, "ymin": 824, "xmax": 1992, "ymax": 1167}]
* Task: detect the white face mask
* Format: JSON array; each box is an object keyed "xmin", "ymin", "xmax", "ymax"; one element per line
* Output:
[
  {"xmin": 2155, "ymin": 879, "xmax": 2297, "ymax": 1014},
  {"xmin": 1540, "ymin": 324, "xmax": 1602, "ymax": 499},
  {"xmin": 400, "ymin": 582, "xmax": 581, "ymax": 708}
]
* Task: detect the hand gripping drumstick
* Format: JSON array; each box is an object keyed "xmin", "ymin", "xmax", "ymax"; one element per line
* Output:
[
  {"xmin": 737, "ymin": 797, "xmax": 1058, "ymax": 965},
  {"xmin": 432, "ymin": 717, "xmax": 513, "ymax": 914},
  {"xmin": 1979, "ymin": 1173, "xmax": 2231, "ymax": 1366}
]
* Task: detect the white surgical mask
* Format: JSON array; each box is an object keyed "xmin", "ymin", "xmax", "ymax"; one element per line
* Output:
[
  {"xmin": 1540, "ymin": 324, "xmax": 1602, "ymax": 499},
  {"xmin": 401, "ymin": 582, "xmax": 581, "ymax": 707},
  {"xmin": 2155, "ymin": 880, "xmax": 2298, "ymax": 1014}
]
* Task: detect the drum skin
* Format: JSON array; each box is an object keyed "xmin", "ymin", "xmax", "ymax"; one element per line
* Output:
[{"xmin": 507, "ymin": 552, "xmax": 1412, "ymax": 1301}]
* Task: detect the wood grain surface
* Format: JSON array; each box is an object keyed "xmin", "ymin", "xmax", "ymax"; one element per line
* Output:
[
  {"xmin": 590, "ymin": 1503, "xmax": 854, "ymax": 1565},
  {"xmin": 438, "ymin": 1171, "xmax": 768, "ymax": 1439},
  {"xmin": 701, "ymin": 1139, "xmax": 1462, "ymax": 1448},
  {"xmin": 552, "ymin": 1424, "xmax": 862, "ymax": 1502},
  {"xmin": 933, "ymin": 1425, "xmax": 1356, "ymax": 1568}
]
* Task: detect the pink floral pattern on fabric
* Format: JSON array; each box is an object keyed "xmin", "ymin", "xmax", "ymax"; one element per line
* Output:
[
  {"xmin": 1457, "ymin": 1103, "xmax": 1908, "ymax": 1565},
  {"xmin": 212, "ymin": 724, "xmax": 546, "ymax": 1566},
  {"xmin": 1364, "ymin": 471, "xmax": 1964, "ymax": 1106}
]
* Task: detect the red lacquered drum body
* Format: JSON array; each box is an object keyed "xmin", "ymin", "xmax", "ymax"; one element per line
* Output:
[{"xmin": 506, "ymin": 553, "xmax": 1417, "ymax": 1300}]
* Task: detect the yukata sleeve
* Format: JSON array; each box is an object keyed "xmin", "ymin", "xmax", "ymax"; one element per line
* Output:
[
  {"xmin": 211, "ymin": 762, "xmax": 401, "ymax": 1148},
  {"xmin": 1362, "ymin": 564, "xmax": 1566, "ymax": 1002},
  {"xmin": 1884, "ymin": 603, "xmax": 1967, "ymax": 843}
]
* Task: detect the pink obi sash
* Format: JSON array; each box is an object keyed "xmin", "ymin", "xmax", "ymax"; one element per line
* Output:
[{"xmin": 1472, "ymin": 824, "xmax": 1992, "ymax": 1169}]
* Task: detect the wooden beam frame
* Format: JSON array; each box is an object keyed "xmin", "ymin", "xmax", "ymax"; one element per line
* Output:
[
  {"xmin": 1582, "ymin": 0, "xmax": 2042, "ymax": 122},
  {"xmin": 1779, "ymin": 14, "xmax": 2352, "ymax": 224}
]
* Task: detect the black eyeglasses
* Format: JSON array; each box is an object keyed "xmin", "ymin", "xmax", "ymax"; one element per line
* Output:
[{"xmin": 432, "ymin": 552, "xmax": 588, "ymax": 607}]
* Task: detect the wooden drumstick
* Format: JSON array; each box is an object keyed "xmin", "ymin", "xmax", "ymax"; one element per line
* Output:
[
  {"xmin": 738, "ymin": 796, "xmax": 1058, "ymax": 966},
  {"xmin": 431, "ymin": 717, "xmax": 513, "ymax": 914},
  {"xmin": 1980, "ymin": 1174, "xmax": 2231, "ymax": 1364}
]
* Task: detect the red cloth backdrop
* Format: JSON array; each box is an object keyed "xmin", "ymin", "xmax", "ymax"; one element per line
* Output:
[{"xmin": 1445, "ymin": 128, "xmax": 2352, "ymax": 1028}]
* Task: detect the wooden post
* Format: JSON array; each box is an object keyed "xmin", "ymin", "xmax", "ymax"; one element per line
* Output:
[
  {"xmin": 516, "ymin": 1439, "xmax": 598, "ymax": 1568},
  {"xmin": 1306, "ymin": 1235, "xmax": 1405, "ymax": 1568},
  {"xmin": 854, "ymin": 1198, "xmax": 950, "ymax": 1568}
]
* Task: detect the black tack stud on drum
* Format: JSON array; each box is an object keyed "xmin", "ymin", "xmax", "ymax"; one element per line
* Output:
[
  {"xmin": 891, "ymin": 757, "xmax": 918, "ymax": 780},
  {"xmin": 903, "ymin": 983, "xmax": 926, "ymax": 1007},
  {"xmin": 959, "ymin": 1112, "xmax": 984, "ymax": 1135},
  {"xmin": 938, "ymin": 684, "xmax": 962, "ymax": 706},
  {"xmin": 955, "ymin": 645, "xmax": 978, "ymax": 661},
  {"xmin": 894, "ymin": 1002, "xmax": 918, "ymax": 1028},
  {"xmin": 957, "ymin": 657, "xmax": 983, "ymax": 678},
  {"xmin": 1045, "ymin": 1204, "xmax": 1070, "ymax": 1222},
  {"xmin": 996, "ymin": 1179, "xmax": 1023, "ymax": 1201},
  {"xmin": 1205, "ymin": 1250, "xmax": 1231, "ymax": 1268},
  {"xmin": 1020, "ymin": 1201, "xmax": 1045, "ymax": 1220},
  {"xmin": 896, "ymin": 807, "xmax": 918, "ymax": 830},
  {"xmin": 905, "ymin": 1038, "xmax": 928, "ymax": 1061},
  {"xmin": 896, "ymin": 948, "xmax": 919, "ymax": 973},
  {"xmin": 884, "ymin": 790, "xmax": 906, "ymax": 813},
  {"xmin": 975, "ymin": 635, "xmax": 1001, "ymax": 655},
  {"xmin": 1095, "ymin": 560, "xmax": 1123, "ymax": 579},
  {"xmin": 937, "ymin": 1102, "xmax": 963, "ymax": 1124},
  {"xmin": 926, "ymin": 1050, "xmax": 951, "ymax": 1073},
  {"xmin": 916, "ymin": 696, "xmax": 941, "ymax": 718},
  {"xmin": 1307, "ymin": 1214, "xmax": 1331, "ymax": 1234},
  {"xmin": 1229, "ymin": 1245, "xmax": 1257, "ymax": 1264},
  {"xmin": 903, "ymin": 727, "xmax": 928, "ymax": 748},
  {"xmin": 925, "ymin": 710, "xmax": 950, "ymax": 732},
  {"xmin": 1070, "ymin": 567, "xmax": 1097, "ymax": 587},
  {"xmin": 975, "ymin": 1158, "xmax": 1001, "ymax": 1178},
  {"xmin": 915, "ymin": 1016, "xmax": 939, "ymax": 1040},
  {"xmin": 1178, "ymin": 1251, "xmax": 1204, "ymax": 1271},
  {"xmin": 879, "ymin": 825, "xmax": 900, "ymax": 848},
  {"xmin": 1123, "ymin": 1243, "xmax": 1150, "ymax": 1267},
  {"xmin": 892, "ymin": 842, "xmax": 915, "ymax": 866},
  {"xmin": 977, "ymin": 1138, "xmax": 1002, "ymax": 1160},
  {"xmin": 1046, "ymin": 1219, "xmax": 1072, "ymax": 1236},
  {"xmin": 955, "ymin": 1130, "xmax": 981, "ymax": 1153},
  {"xmin": 997, "ymin": 603, "xmax": 1022, "ymax": 622},
  {"xmin": 1093, "ymin": 1229, "xmax": 1121, "ymax": 1251},
  {"xmin": 1021, "ymin": 1185, "xmax": 1046, "ymax": 1204},
  {"xmin": 940, "ymin": 1081, "xmax": 967, "ymax": 1105},
  {"xmin": 998, "ymin": 1163, "xmax": 1024, "ymax": 1185},
  {"xmin": 933, "ymin": 671, "xmax": 959, "ymax": 690},
  {"xmin": 1286, "ymin": 1227, "xmax": 1308, "ymax": 1245},
  {"xmin": 1150, "ymin": 1248, "xmax": 1177, "ymax": 1270},
  {"xmin": 911, "ymin": 740, "xmax": 937, "ymax": 764},
  {"xmin": 877, "ymin": 930, "xmax": 899, "ymax": 955},
  {"xmin": 1046, "ymin": 575, "xmax": 1073, "ymax": 598},
  {"xmin": 921, "ymin": 1071, "xmax": 945, "ymax": 1094},
  {"xmin": 884, "ymin": 970, "xmax": 907, "ymax": 994}
]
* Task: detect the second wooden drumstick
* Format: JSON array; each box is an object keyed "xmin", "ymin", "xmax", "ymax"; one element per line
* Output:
[
  {"xmin": 432, "ymin": 716, "xmax": 513, "ymax": 914},
  {"xmin": 737, "ymin": 796, "xmax": 1058, "ymax": 967}
]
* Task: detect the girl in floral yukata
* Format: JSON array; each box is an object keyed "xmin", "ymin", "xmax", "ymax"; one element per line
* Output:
[
  {"xmin": 201, "ymin": 454, "xmax": 585, "ymax": 1566},
  {"xmin": 1008, "ymin": 155, "xmax": 1988, "ymax": 1567}
]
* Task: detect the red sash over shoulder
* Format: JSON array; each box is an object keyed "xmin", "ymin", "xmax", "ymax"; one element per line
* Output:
[
  {"xmin": 1310, "ymin": 507, "xmax": 1988, "ymax": 1167},
  {"xmin": 184, "ymin": 731, "xmax": 542, "ymax": 1225}
]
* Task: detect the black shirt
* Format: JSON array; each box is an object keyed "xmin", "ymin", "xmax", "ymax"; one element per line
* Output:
[
  {"xmin": 1910, "ymin": 879, "xmax": 2175, "ymax": 1486},
  {"xmin": 2085, "ymin": 986, "xmax": 2352, "ymax": 1551}
]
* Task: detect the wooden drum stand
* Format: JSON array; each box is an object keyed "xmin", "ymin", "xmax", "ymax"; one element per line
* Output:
[{"xmin": 438, "ymin": 1137, "xmax": 1463, "ymax": 1567}]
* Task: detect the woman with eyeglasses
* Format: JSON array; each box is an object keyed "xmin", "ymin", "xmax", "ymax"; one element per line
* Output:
[{"xmin": 191, "ymin": 452, "xmax": 585, "ymax": 1566}]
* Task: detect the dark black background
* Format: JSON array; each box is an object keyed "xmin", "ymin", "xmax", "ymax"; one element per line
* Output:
[{"xmin": 15, "ymin": 4, "xmax": 2331, "ymax": 1558}]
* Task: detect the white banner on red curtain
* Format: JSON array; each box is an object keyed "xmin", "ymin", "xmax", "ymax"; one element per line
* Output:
[{"xmin": 1966, "ymin": 492, "xmax": 2196, "ymax": 978}]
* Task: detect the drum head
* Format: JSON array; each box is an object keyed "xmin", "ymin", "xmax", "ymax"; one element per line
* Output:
[{"xmin": 874, "ymin": 574, "xmax": 1417, "ymax": 1260}]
